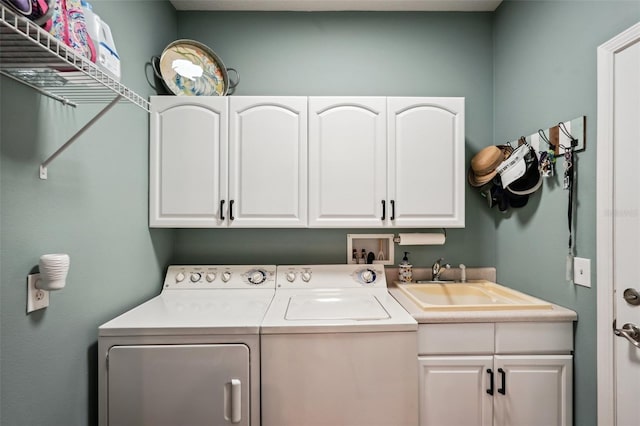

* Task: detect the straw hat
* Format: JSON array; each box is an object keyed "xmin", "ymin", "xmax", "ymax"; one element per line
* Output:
[{"xmin": 468, "ymin": 145, "xmax": 512, "ymax": 187}]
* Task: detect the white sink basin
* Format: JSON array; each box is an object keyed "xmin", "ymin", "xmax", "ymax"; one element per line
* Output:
[{"xmin": 396, "ymin": 280, "xmax": 553, "ymax": 311}]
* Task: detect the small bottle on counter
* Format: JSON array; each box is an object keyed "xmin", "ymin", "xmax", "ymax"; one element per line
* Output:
[{"xmin": 398, "ymin": 252, "xmax": 413, "ymax": 283}]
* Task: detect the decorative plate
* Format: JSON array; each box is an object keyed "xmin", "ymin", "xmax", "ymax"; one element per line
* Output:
[{"xmin": 159, "ymin": 39, "xmax": 228, "ymax": 96}]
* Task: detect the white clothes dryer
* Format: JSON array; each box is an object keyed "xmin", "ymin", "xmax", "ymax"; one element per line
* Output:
[
  {"xmin": 261, "ymin": 264, "xmax": 419, "ymax": 426},
  {"xmin": 98, "ymin": 265, "xmax": 276, "ymax": 426}
]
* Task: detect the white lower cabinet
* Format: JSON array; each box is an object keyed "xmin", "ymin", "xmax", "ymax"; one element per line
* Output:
[
  {"xmin": 419, "ymin": 355, "xmax": 493, "ymax": 426},
  {"xmin": 418, "ymin": 322, "xmax": 573, "ymax": 426},
  {"xmin": 492, "ymin": 355, "xmax": 572, "ymax": 426}
]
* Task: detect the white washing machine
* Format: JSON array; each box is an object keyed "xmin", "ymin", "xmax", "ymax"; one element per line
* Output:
[
  {"xmin": 98, "ymin": 265, "xmax": 276, "ymax": 426},
  {"xmin": 261, "ymin": 264, "xmax": 419, "ymax": 426}
]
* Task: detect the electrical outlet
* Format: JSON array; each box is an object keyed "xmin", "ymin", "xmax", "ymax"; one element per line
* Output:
[
  {"xmin": 27, "ymin": 273, "xmax": 49, "ymax": 313},
  {"xmin": 573, "ymin": 257, "xmax": 591, "ymax": 288}
]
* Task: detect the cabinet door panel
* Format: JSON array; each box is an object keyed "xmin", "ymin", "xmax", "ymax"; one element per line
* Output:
[
  {"xmin": 388, "ymin": 97, "xmax": 465, "ymax": 227},
  {"xmin": 493, "ymin": 355, "xmax": 572, "ymax": 426},
  {"xmin": 229, "ymin": 97, "xmax": 307, "ymax": 227},
  {"xmin": 150, "ymin": 97, "xmax": 228, "ymax": 227},
  {"xmin": 419, "ymin": 356, "xmax": 493, "ymax": 426},
  {"xmin": 309, "ymin": 97, "xmax": 387, "ymax": 227}
]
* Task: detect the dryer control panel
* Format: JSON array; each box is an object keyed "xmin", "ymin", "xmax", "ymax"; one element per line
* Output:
[
  {"xmin": 275, "ymin": 264, "xmax": 387, "ymax": 289},
  {"xmin": 163, "ymin": 265, "xmax": 277, "ymax": 290}
]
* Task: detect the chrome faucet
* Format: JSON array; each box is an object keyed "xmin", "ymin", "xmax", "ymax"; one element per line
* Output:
[{"xmin": 431, "ymin": 258, "xmax": 451, "ymax": 281}]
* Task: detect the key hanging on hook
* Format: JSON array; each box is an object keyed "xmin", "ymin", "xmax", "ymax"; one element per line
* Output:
[
  {"xmin": 563, "ymin": 148, "xmax": 573, "ymax": 190},
  {"xmin": 538, "ymin": 129, "xmax": 556, "ymax": 177}
]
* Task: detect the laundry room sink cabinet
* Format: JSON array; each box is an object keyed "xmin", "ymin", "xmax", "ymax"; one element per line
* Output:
[
  {"xmin": 308, "ymin": 97, "xmax": 465, "ymax": 228},
  {"xmin": 149, "ymin": 96, "xmax": 308, "ymax": 227},
  {"xmin": 417, "ymin": 322, "xmax": 573, "ymax": 426}
]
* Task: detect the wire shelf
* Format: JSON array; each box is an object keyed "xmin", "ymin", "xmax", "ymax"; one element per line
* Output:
[{"xmin": 0, "ymin": 4, "xmax": 149, "ymax": 111}]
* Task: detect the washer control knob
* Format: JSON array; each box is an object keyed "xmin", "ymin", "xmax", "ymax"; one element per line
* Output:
[
  {"xmin": 205, "ymin": 273, "xmax": 216, "ymax": 282},
  {"xmin": 361, "ymin": 269, "xmax": 376, "ymax": 284},
  {"xmin": 248, "ymin": 270, "xmax": 267, "ymax": 285},
  {"xmin": 301, "ymin": 271, "xmax": 312, "ymax": 282},
  {"xmin": 190, "ymin": 272, "xmax": 202, "ymax": 283},
  {"xmin": 286, "ymin": 272, "xmax": 297, "ymax": 282},
  {"xmin": 175, "ymin": 272, "xmax": 185, "ymax": 283},
  {"xmin": 221, "ymin": 271, "xmax": 232, "ymax": 283}
]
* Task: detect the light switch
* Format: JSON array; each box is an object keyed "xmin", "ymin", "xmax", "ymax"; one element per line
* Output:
[{"xmin": 573, "ymin": 257, "xmax": 591, "ymax": 288}]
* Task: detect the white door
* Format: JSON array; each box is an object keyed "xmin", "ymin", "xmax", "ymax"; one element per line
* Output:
[
  {"xmin": 611, "ymin": 34, "xmax": 640, "ymax": 426},
  {"xmin": 107, "ymin": 344, "xmax": 250, "ymax": 426},
  {"xmin": 308, "ymin": 97, "xmax": 387, "ymax": 227},
  {"xmin": 228, "ymin": 97, "xmax": 307, "ymax": 227},
  {"xmin": 418, "ymin": 356, "xmax": 493, "ymax": 426},
  {"xmin": 387, "ymin": 97, "xmax": 465, "ymax": 228},
  {"xmin": 493, "ymin": 355, "xmax": 572, "ymax": 426},
  {"xmin": 597, "ymin": 22, "xmax": 640, "ymax": 426},
  {"xmin": 149, "ymin": 96, "xmax": 228, "ymax": 228}
]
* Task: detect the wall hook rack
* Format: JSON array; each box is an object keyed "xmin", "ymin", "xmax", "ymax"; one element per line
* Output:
[{"xmin": 508, "ymin": 116, "xmax": 586, "ymax": 156}]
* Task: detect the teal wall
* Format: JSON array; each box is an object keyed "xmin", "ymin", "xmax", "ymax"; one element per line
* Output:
[
  {"xmin": 0, "ymin": 2, "xmax": 176, "ymax": 425},
  {"xmin": 2, "ymin": 2, "xmax": 639, "ymax": 425},
  {"xmin": 173, "ymin": 12, "xmax": 497, "ymax": 268},
  {"xmin": 493, "ymin": 2, "xmax": 640, "ymax": 426}
]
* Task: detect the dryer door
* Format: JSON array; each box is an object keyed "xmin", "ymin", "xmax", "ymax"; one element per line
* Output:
[{"xmin": 107, "ymin": 344, "xmax": 250, "ymax": 426}]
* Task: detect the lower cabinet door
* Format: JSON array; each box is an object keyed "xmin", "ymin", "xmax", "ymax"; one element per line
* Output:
[
  {"xmin": 493, "ymin": 355, "xmax": 573, "ymax": 426},
  {"xmin": 419, "ymin": 356, "xmax": 493, "ymax": 426},
  {"xmin": 107, "ymin": 344, "xmax": 250, "ymax": 426}
]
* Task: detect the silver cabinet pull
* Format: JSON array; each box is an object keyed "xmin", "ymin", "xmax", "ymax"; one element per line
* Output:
[
  {"xmin": 623, "ymin": 288, "xmax": 640, "ymax": 306},
  {"xmin": 613, "ymin": 320, "xmax": 640, "ymax": 349}
]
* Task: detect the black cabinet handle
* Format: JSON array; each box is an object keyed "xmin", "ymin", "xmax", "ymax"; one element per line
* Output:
[
  {"xmin": 498, "ymin": 368, "xmax": 506, "ymax": 395},
  {"xmin": 229, "ymin": 200, "xmax": 235, "ymax": 221},
  {"xmin": 390, "ymin": 200, "xmax": 395, "ymax": 220},
  {"xmin": 381, "ymin": 200, "xmax": 386, "ymax": 220},
  {"xmin": 220, "ymin": 200, "xmax": 226, "ymax": 221},
  {"xmin": 486, "ymin": 369, "xmax": 494, "ymax": 395}
]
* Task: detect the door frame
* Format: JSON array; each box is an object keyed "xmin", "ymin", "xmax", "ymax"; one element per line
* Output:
[{"xmin": 596, "ymin": 21, "xmax": 640, "ymax": 426}]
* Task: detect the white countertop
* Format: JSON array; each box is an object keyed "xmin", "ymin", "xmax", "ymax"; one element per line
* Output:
[{"xmin": 388, "ymin": 284, "xmax": 577, "ymax": 324}]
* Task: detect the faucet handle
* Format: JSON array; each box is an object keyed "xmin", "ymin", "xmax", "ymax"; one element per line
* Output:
[{"xmin": 459, "ymin": 264, "xmax": 467, "ymax": 282}]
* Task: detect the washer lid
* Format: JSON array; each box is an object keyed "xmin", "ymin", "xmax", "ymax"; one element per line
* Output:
[
  {"xmin": 285, "ymin": 294, "xmax": 390, "ymax": 321},
  {"xmin": 261, "ymin": 289, "xmax": 417, "ymax": 334}
]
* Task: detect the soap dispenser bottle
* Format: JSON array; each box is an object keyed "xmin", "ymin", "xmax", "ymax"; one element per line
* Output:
[{"xmin": 398, "ymin": 252, "xmax": 413, "ymax": 283}]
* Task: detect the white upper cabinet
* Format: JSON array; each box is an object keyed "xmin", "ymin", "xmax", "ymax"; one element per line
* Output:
[
  {"xmin": 309, "ymin": 96, "xmax": 465, "ymax": 228},
  {"xmin": 308, "ymin": 97, "xmax": 387, "ymax": 227},
  {"xmin": 228, "ymin": 97, "xmax": 308, "ymax": 227},
  {"xmin": 387, "ymin": 97, "xmax": 465, "ymax": 227},
  {"xmin": 150, "ymin": 96, "xmax": 307, "ymax": 228},
  {"xmin": 150, "ymin": 96, "xmax": 228, "ymax": 228},
  {"xmin": 151, "ymin": 96, "xmax": 464, "ymax": 229}
]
